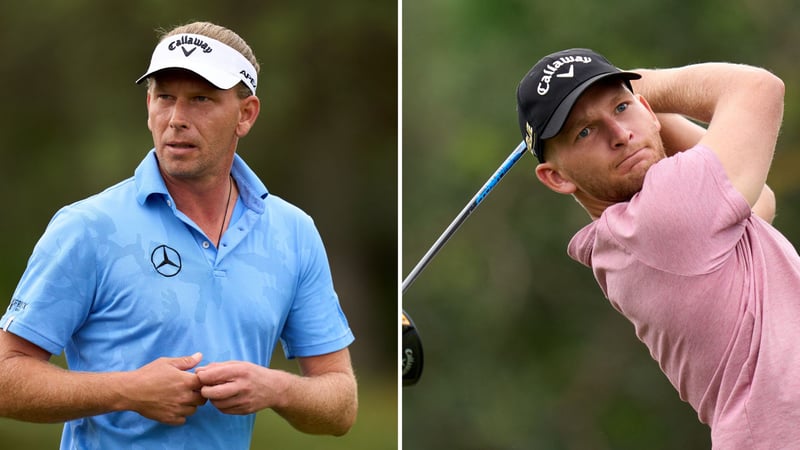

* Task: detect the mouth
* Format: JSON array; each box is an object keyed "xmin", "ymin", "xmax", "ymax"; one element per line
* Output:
[
  {"xmin": 164, "ymin": 141, "xmax": 198, "ymax": 152},
  {"xmin": 616, "ymin": 148, "xmax": 646, "ymax": 171}
]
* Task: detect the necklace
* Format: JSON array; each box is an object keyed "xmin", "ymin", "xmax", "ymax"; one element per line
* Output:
[{"xmin": 217, "ymin": 175, "xmax": 233, "ymax": 246}]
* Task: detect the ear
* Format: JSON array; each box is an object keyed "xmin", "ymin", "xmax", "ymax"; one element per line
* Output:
[
  {"xmin": 535, "ymin": 162, "xmax": 577, "ymax": 195},
  {"xmin": 236, "ymin": 95, "xmax": 261, "ymax": 138},
  {"xmin": 145, "ymin": 91, "xmax": 153, "ymax": 132}
]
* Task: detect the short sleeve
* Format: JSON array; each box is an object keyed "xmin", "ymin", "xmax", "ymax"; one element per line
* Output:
[
  {"xmin": 2, "ymin": 206, "xmax": 97, "ymax": 355},
  {"xmin": 279, "ymin": 215, "xmax": 354, "ymax": 359},
  {"xmin": 601, "ymin": 145, "xmax": 751, "ymax": 275}
]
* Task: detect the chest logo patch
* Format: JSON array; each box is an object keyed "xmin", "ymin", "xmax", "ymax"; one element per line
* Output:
[{"xmin": 151, "ymin": 245, "xmax": 182, "ymax": 277}]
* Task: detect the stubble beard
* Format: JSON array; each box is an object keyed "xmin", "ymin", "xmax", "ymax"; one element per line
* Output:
[
  {"xmin": 575, "ymin": 142, "xmax": 667, "ymax": 203},
  {"xmin": 155, "ymin": 147, "xmax": 213, "ymax": 182}
]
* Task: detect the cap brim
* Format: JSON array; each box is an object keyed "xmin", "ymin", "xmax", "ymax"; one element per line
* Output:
[
  {"xmin": 135, "ymin": 60, "xmax": 242, "ymax": 90},
  {"xmin": 540, "ymin": 71, "xmax": 641, "ymax": 140}
]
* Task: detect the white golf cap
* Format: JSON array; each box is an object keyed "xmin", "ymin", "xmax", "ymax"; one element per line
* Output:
[{"xmin": 136, "ymin": 33, "xmax": 258, "ymax": 95}]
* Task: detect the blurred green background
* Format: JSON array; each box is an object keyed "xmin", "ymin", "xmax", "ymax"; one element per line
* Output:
[
  {"xmin": 402, "ymin": 0, "xmax": 800, "ymax": 449},
  {"xmin": 0, "ymin": 1, "xmax": 397, "ymax": 448}
]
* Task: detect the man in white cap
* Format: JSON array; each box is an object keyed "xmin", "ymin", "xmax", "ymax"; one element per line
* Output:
[
  {"xmin": 517, "ymin": 48, "xmax": 797, "ymax": 448},
  {"xmin": 0, "ymin": 21, "xmax": 357, "ymax": 449}
]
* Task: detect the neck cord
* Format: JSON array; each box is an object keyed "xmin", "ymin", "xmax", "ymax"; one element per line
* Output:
[{"xmin": 218, "ymin": 175, "xmax": 233, "ymax": 246}]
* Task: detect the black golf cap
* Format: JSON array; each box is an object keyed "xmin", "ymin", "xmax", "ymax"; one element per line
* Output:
[{"xmin": 516, "ymin": 48, "xmax": 641, "ymax": 162}]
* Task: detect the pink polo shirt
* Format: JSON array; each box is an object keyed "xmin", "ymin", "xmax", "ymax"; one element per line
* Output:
[{"xmin": 568, "ymin": 145, "xmax": 800, "ymax": 449}]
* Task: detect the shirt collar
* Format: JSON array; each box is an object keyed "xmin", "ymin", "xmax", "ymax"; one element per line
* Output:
[{"xmin": 134, "ymin": 149, "xmax": 269, "ymax": 213}]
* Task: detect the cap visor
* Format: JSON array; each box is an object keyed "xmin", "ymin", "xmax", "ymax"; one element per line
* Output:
[
  {"xmin": 541, "ymin": 71, "xmax": 641, "ymax": 140},
  {"xmin": 135, "ymin": 62, "xmax": 241, "ymax": 90}
]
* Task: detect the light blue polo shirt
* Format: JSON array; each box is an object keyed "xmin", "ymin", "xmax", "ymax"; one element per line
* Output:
[{"xmin": 2, "ymin": 150, "xmax": 354, "ymax": 450}]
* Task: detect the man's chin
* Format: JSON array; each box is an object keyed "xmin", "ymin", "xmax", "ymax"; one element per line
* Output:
[{"xmin": 605, "ymin": 175, "xmax": 647, "ymax": 203}]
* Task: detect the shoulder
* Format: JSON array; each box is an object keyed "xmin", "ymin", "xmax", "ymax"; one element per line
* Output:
[
  {"xmin": 264, "ymin": 193, "xmax": 309, "ymax": 217},
  {"xmin": 637, "ymin": 145, "xmax": 750, "ymax": 225},
  {"xmin": 231, "ymin": 154, "xmax": 323, "ymax": 238},
  {"xmin": 36, "ymin": 177, "xmax": 138, "ymax": 248},
  {"xmin": 62, "ymin": 177, "xmax": 138, "ymax": 213},
  {"xmin": 591, "ymin": 146, "xmax": 750, "ymax": 273},
  {"xmin": 255, "ymin": 194, "xmax": 329, "ymax": 257},
  {"xmin": 641, "ymin": 145, "xmax": 721, "ymax": 189},
  {"xmin": 263, "ymin": 193, "xmax": 320, "ymax": 226},
  {"xmin": 55, "ymin": 177, "xmax": 138, "ymax": 219},
  {"xmin": 567, "ymin": 221, "xmax": 598, "ymax": 267}
]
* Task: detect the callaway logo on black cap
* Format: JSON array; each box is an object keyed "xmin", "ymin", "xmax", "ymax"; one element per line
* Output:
[
  {"xmin": 536, "ymin": 54, "xmax": 593, "ymax": 95},
  {"xmin": 516, "ymin": 48, "xmax": 640, "ymax": 162}
]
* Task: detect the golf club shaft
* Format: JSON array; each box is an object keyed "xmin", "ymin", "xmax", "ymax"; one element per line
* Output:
[{"xmin": 402, "ymin": 141, "xmax": 528, "ymax": 293}]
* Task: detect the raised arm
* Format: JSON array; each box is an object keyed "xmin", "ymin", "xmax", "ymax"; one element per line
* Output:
[
  {"xmin": 656, "ymin": 113, "xmax": 706, "ymax": 156},
  {"xmin": 633, "ymin": 64, "xmax": 784, "ymax": 207},
  {"xmin": 656, "ymin": 112, "xmax": 776, "ymax": 223}
]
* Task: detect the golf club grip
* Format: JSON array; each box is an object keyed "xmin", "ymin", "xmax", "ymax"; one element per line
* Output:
[{"xmin": 402, "ymin": 141, "xmax": 527, "ymax": 293}]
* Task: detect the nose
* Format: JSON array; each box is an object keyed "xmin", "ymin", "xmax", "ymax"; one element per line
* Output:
[
  {"xmin": 169, "ymin": 99, "xmax": 190, "ymax": 130},
  {"xmin": 607, "ymin": 119, "xmax": 632, "ymax": 149}
]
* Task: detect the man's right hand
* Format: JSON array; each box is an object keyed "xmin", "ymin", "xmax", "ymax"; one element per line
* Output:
[{"xmin": 123, "ymin": 353, "xmax": 207, "ymax": 425}]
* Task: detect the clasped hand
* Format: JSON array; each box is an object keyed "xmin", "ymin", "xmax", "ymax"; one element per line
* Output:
[{"xmin": 131, "ymin": 353, "xmax": 284, "ymax": 425}]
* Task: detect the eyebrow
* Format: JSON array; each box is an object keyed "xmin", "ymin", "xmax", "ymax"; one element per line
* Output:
[
  {"xmin": 150, "ymin": 80, "xmax": 221, "ymax": 97},
  {"xmin": 561, "ymin": 88, "xmax": 632, "ymax": 138}
]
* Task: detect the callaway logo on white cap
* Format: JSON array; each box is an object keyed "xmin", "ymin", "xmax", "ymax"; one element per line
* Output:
[{"xmin": 136, "ymin": 33, "xmax": 258, "ymax": 95}]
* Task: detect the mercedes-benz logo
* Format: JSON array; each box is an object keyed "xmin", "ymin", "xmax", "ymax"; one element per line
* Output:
[{"xmin": 151, "ymin": 245, "xmax": 182, "ymax": 277}]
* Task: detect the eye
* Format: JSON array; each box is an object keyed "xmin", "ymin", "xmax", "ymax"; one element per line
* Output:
[
  {"xmin": 615, "ymin": 102, "xmax": 629, "ymax": 113},
  {"xmin": 577, "ymin": 128, "xmax": 591, "ymax": 140},
  {"xmin": 194, "ymin": 96, "xmax": 210, "ymax": 102}
]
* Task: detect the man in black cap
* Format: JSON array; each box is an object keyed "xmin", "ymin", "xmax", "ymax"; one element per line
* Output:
[{"xmin": 517, "ymin": 49, "xmax": 797, "ymax": 448}]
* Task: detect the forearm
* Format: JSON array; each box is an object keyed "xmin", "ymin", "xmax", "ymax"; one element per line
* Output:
[
  {"xmin": 195, "ymin": 350, "xmax": 357, "ymax": 434},
  {"xmin": 656, "ymin": 113, "xmax": 706, "ymax": 156},
  {"xmin": 753, "ymin": 184, "xmax": 776, "ymax": 224},
  {"xmin": 273, "ymin": 369, "xmax": 358, "ymax": 436},
  {"xmin": 0, "ymin": 347, "xmax": 206, "ymax": 425},
  {"xmin": 0, "ymin": 354, "xmax": 125, "ymax": 423},
  {"xmin": 656, "ymin": 113, "xmax": 777, "ymax": 223},
  {"xmin": 632, "ymin": 63, "xmax": 776, "ymax": 122}
]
